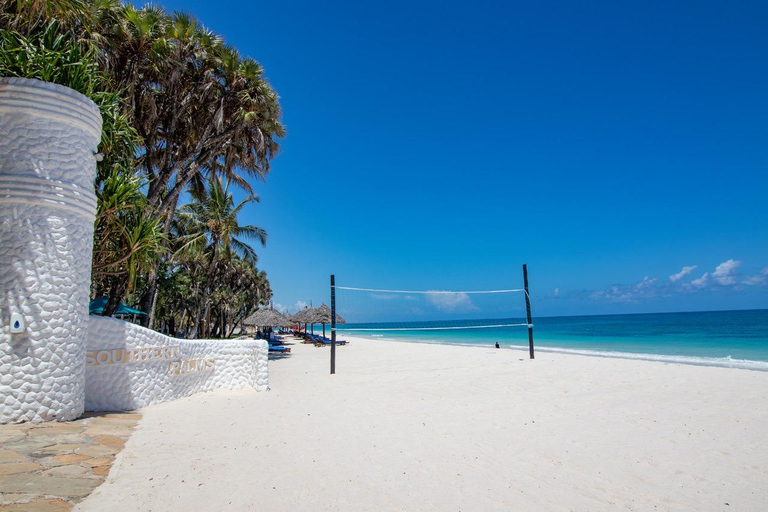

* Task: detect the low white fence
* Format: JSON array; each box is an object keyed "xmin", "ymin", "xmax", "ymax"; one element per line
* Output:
[{"xmin": 85, "ymin": 316, "xmax": 268, "ymax": 412}]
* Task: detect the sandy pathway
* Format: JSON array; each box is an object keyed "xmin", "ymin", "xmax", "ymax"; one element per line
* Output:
[{"xmin": 76, "ymin": 336, "xmax": 768, "ymax": 511}]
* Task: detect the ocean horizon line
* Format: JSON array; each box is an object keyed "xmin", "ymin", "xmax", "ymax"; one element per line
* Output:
[{"xmin": 534, "ymin": 307, "xmax": 768, "ymax": 321}]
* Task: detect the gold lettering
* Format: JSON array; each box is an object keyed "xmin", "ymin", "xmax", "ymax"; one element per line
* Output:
[
  {"xmin": 111, "ymin": 349, "xmax": 127, "ymax": 364},
  {"xmin": 87, "ymin": 346, "xmax": 215, "ymax": 374},
  {"xmin": 88, "ymin": 345, "xmax": 185, "ymax": 368},
  {"xmin": 96, "ymin": 350, "xmax": 112, "ymax": 365},
  {"xmin": 163, "ymin": 356, "xmax": 215, "ymax": 377}
]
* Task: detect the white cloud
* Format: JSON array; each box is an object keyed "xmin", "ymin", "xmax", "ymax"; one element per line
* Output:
[
  {"xmin": 635, "ymin": 276, "xmax": 657, "ymax": 290},
  {"xmin": 590, "ymin": 276, "xmax": 658, "ymax": 303},
  {"xmin": 590, "ymin": 286, "xmax": 633, "ymax": 302},
  {"xmin": 580, "ymin": 258, "xmax": 760, "ymax": 302},
  {"xmin": 273, "ymin": 302, "xmax": 287, "ymax": 313},
  {"xmin": 712, "ymin": 259, "xmax": 741, "ymax": 285},
  {"xmin": 291, "ymin": 300, "xmax": 308, "ymax": 313},
  {"xmin": 669, "ymin": 265, "xmax": 697, "ymax": 282},
  {"xmin": 425, "ymin": 291, "xmax": 477, "ymax": 312},
  {"xmin": 553, "ymin": 288, "xmax": 560, "ymax": 297},
  {"xmin": 743, "ymin": 267, "xmax": 768, "ymax": 286},
  {"xmin": 688, "ymin": 272, "xmax": 709, "ymax": 289}
]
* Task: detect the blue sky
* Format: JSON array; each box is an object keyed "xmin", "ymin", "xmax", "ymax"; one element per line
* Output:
[{"xmin": 154, "ymin": 0, "xmax": 767, "ymax": 318}]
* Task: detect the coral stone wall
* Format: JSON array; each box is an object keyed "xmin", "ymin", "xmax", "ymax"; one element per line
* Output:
[
  {"xmin": 85, "ymin": 316, "xmax": 269, "ymax": 412},
  {"xmin": 0, "ymin": 78, "xmax": 102, "ymax": 423}
]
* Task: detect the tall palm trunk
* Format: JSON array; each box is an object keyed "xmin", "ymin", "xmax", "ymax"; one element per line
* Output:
[
  {"xmin": 141, "ymin": 197, "xmax": 178, "ymax": 328},
  {"xmin": 192, "ymin": 300, "xmax": 203, "ymax": 339}
]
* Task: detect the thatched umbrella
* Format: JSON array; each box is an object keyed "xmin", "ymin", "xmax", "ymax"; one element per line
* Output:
[
  {"xmin": 311, "ymin": 304, "xmax": 346, "ymax": 337},
  {"xmin": 292, "ymin": 307, "xmax": 315, "ymax": 334},
  {"xmin": 244, "ymin": 307, "xmax": 291, "ymax": 330},
  {"xmin": 286, "ymin": 312, "xmax": 305, "ymax": 333}
]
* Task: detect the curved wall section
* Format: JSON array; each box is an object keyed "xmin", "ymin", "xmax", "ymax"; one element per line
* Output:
[
  {"xmin": 85, "ymin": 317, "xmax": 269, "ymax": 412},
  {"xmin": 0, "ymin": 78, "xmax": 102, "ymax": 422}
]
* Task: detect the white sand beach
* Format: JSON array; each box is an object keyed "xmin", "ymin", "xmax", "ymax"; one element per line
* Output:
[{"xmin": 76, "ymin": 336, "xmax": 768, "ymax": 511}]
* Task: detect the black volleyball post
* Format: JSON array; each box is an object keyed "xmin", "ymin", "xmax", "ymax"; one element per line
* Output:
[
  {"xmin": 523, "ymin": 264, "xmax": 535, "ymax": 359},
  {"xmin": 330, "ymin": 274, "xmax": 336, "ymax": 374}
]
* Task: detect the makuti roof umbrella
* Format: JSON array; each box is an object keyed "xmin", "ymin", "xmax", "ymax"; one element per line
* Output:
[
  {"xmin": 293, "ymin": 308, "xmax": 311, "ymax": 322},
  {"xmin": 89, "ymin": 297, "xmax": 147, "ymax": 317},
  {"xmin": 244, "ymin": 307, "xmax": 291, "ymax": 328},
  {"xmin": 311, "ymin": 304, "xmax": 346, "ymax": 337},
  {"xmin": 312, "ymin": 304, "xmax": 346, "ymax": 324},
  {"xmin": 283, "ymin": 312, "xmax": 298, "ymax": 326},
  {"xmin": 292, "ymin": 307, "xmax": 316, "ymax": 333},
  {"xmin": 274, "ymin": 311, "xmax": 294, "ymax": 328}
]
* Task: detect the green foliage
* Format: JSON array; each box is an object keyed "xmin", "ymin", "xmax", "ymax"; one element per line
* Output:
[
  {"xmin": 175, "ymin": 176, "xmax": 267, "ymax": 264},
  {"xmin": 92, "ymin": 168, "xmax": 165, "ymax": 293},
  {"xmin": 0, "ymin": 0, "xmax": 90, "ymax": 33},
  {"xmin": 2, "ymin": 1, "xmax": 280, "ymax": 332},
  {"xmin": 168, "ymin": 176, "xmax": 269, "ymax": 337},
  {"xmin": 0, "ymin": 20, "xmax": 96, "ymax": 90}
]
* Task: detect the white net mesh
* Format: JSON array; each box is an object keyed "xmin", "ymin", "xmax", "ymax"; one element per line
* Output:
[{"xmin": 334, "ymin": 286, "xmax": 531, "ymax": 332}]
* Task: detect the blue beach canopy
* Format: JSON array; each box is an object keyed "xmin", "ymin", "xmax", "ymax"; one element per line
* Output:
[{"xmin": 89, "ymin": 297, "xmax": 147, "ymax": 316}]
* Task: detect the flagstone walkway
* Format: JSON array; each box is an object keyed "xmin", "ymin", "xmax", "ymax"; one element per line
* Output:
[{"xmin": 0, "ymin": 412, "xmax": 140, "ymax": 511}]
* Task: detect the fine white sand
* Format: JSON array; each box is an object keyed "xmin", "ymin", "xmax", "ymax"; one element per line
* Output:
[{"xmin": 77, "ymin": 336, "xmax": 768, "ymax": 511}]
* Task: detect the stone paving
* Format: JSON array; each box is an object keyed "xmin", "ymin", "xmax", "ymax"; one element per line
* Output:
[{"xmin": 0, "ymin": 412, "xmax": 140, "ymax": 511}]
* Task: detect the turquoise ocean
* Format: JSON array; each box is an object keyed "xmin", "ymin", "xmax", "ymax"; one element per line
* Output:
[{"xmin": 335, "ymin": 309, "xmax": 768, "ymax": 371}]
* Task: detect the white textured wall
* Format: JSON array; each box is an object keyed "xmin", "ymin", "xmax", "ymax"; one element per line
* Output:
[
  {"xmin": 0, "ymin": 78, "xmax": 102, "ymax": 423},
  {"xmin": 85, "ymin": 316, "xmax": 269, "ymax": 412}
]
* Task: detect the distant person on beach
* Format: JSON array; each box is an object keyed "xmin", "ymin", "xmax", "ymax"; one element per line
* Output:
[{"xmin": 495, "ymin": 342, "xmax": 500, "ymax": 349}]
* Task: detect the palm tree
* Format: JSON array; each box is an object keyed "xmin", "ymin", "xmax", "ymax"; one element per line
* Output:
[
  {"xmin": 92, "ymin": 4, "xmax": 283, "ymax": 223},
  {"xmin": 2, "ymin": 3, "xmax": 280, "ymax": 327},
  {"xmin": 91, "ymin": 168, "xmax": 165, "ymax": 316},
  {"xmin": 173, "ymin": 176, "xmax": 267, "ymax": 337},
  {"xmin": 208, "ymin": 258, "xmax": 271, "ymax": 338},
  {"xmin": 92, "ymin": 5, "xmax": 283, "ymax": 325}
]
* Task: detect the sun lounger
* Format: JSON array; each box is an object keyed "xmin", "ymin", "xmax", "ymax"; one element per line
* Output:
[
  {"xmin": 268, "ymin": 343, "xmax": 291, "ymax": 353},
  {"xmin": 311, "ymin": 334, "xmax": 347, "ymax": 347}
]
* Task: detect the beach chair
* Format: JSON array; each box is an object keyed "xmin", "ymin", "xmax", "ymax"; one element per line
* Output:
[
  {"xmin": 268, "ymin": 343, "xmax": 291, "ymax": 353},
  {"xmin": 312, "ymin": 334, "xmax": 347, "ymax": 347}
]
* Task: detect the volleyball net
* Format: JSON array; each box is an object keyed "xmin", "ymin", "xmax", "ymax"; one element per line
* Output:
[
  {"xmin": 332, "ymin": 286, "xmax": 531, "ymax": 331},
  {"xmin": 325, "ymin": 266, "xmax": 535, "ymax": 375}
]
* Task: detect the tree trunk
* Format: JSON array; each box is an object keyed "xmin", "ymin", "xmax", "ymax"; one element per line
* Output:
[
  {"xmin": 141, "ymin": 197, "xmax": 178, "ymax": 329},
  {"xmin": 139, "ymin": 268, "xmax": 157, "ymax": 327},
  {"xmin": 184, "ymin": 313, "xmax": 193, "ymax": 338},
  {"xmin": 202, "ymin": 303, "xmax": 211, "ymax": 339},
  {"xmin": 102, "ymin": 279, "xmax": 128, "ymax": 317},
  {"xmin": 227, "ymin": 307, "xmax": 247, "ymax": 337},
  {"xmin": 192, "ymin": 302, "xmax": 202, "ymax": 339}
]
